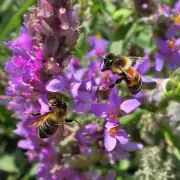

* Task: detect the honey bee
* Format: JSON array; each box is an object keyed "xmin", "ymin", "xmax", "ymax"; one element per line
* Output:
[
  {"xmin": 98, "ymin": 53, "xmax": 145, "ymax": 94},
  {"xmin": 31, "ymin": 97, "xmax": 77, "ymax": 139}
]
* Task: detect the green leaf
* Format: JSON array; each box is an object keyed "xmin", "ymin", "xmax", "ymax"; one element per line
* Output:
[
  {"xmin": 160, "ymin": 123, "xmax": 180, "ymax": 160},
  {"xmin": 74, "ymin": 30, "xmax": 89, "ymax": 60},
  {"xmin": 120, "ymin": 109, "xmax": 144, "ymax": 125},
  {"xmin": 0, "ymin": 0, "xmax": 36, "ymax": 39},
  {"xmin": 112, "ymin": 24, "xmax": 132, "ymax": 41},
  {"xmin": 109, "ymin": 40, "xmax": 123, "ymax": 54},
  {"xmin": 0, "ymin": 155, "xmax": 18, "ymax": 172},
  {"xmin": 112, "ymin": 9, "xmax": 132, "ymax": 21},
  {"xmin": 118, "ymin": 160, "xmax": 130, "ymax": 170}
]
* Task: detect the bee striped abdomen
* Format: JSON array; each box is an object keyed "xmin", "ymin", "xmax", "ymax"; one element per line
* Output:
[
  {"xmin": 125, "ymin": 67, "xmax": 142, "ymax": 94},
  {"xmin": 38, "ymin": 119, "xmax": 58, "ymax": 138}
]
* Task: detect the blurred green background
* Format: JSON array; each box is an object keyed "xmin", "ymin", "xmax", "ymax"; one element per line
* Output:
[{"xmin": 0, "ymin": 0, "xmax": 179, "ymax": 180}]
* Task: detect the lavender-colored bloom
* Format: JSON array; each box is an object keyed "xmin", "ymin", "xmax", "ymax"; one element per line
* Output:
[
  {"xmin": 4, "ymin": 1, "xmax": 81, "ymax": 179},
  {"xmin": 74, "ymin": 80, "xmax": 96, "ymax": 114},
  {"xmin": 104, "ymin": 119, "xmax": 129, "ymax": 151},
  {"xmin": 45, "ymin": 74, "xmax": 75, "ymax": 95},
  {"xmin": 155, "ymin": 38, "xmax": 180, "ymax": 71},
  {"xmin": 91, "ymin": 87, "xmax": 141, "ymax": 119},
  {"xmin": 91, "ymin": 88, "xmax": 141, "ymax": 152},
  {"xmin": 154, "ymin": 2, "xmax": 180, "ymax": 71},
  {"xmin": 108, "ymin": 140, "xmax": 143, "ymax": 162},
  {"xmin": 87, "ymin": 35, "xmax": 108, "ymax": 56},
  {"xmin": 104, "ymin": 119, "xmax": 143, "ymax": 152},
  {"xmin": 75, "ymin": 122, "xmax": 101, "ymax": 146},
  {"xmin": 4, "ymin": 2, "xmax": 145, "ymax": 177}
]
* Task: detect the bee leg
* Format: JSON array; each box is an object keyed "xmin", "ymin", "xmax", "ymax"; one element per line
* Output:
[
  {"xmin": 31, "ymin": 112, "xmax": 41, "ymax": 116},
  {"xmin": 108, "ymin": 77, "xmax": 124, "ymax": 89},
  {"xmin": 65, "ymin": 118, "xmax": 79, "ymax": 124}
]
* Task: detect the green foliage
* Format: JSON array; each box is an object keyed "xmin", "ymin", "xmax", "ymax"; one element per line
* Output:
[
  {"xmin": 135, "ymin": 147, "xmax": 175, "ymax": 180},
  {"xmin": 164, "ymin": 68, "xmax": 180, "ymax": 102}
]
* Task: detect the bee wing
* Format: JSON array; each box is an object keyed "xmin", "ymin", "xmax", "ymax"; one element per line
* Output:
[
  {"xmin": 30, "ymin": 112, "xmax": 51, "ymax": 127},
  {"xmin": 128, "ymin": 57, "xmax": 147, "ymax": 65}
]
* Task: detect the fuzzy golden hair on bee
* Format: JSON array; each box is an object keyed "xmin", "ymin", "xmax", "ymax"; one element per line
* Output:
[
  {"xmin": 30, "ymin": 95, "xmax": 78, "ymax": 139},
  {"xmin": 99, "ymin": 53, "xmax": 144, "ymax": 94},
  {"xmin": 114, "ymin": 56, "xmax": 132, "ymax": 70}
]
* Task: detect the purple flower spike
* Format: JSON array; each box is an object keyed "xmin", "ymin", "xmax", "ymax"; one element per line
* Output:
[{"xmin": 24, "ymin": 0, "xmax": 80, "ymax": 71}]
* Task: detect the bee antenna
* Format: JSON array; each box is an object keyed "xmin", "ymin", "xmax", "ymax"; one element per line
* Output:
[{"xmin": 97, "ymin": 55, "xmax": 104, "ymax": 60}]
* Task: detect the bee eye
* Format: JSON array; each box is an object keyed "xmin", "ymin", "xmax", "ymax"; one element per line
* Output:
[
  {"xmin": 52, "ymin": 102, "xmax": 58, "ymax": 107},
  {"xmin": 106, "ymin": 59, "xmax": 113, "ymax": 66}
]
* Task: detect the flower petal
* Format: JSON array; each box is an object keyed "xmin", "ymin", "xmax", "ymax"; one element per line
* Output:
[
  {"xmin": 123, "ymin": 142, "xmax": 143, "ymax": 151},
  {"xmin": 105, "ymin": 119, "xmax": 118, "ymax": 129},
  {"xmin": 116, "ymin": 129, "xmax": 129, "ymax": 145},
  {"xmin": 142, "ymin": 76, "xmax": 156, "ymax": 83},
  {"xmin": 104, "ymin": 130, "xmax": 117, "ymax": 152},
  {"xmin": 91, "ymin": 104, "xmax": 111, "ymax": 118},
  {"xmin": 155, "ymin": 52, "xmax": 164, "ymax": 72},
  {"xmin": 120, "ymin": 99, "xmax": 141, "ymax": 113},
  {"xmin": 75, "ymin": 101, "xmax": 89, "ymax": 114},
  {"xmin": 109, "ymin": 87, "xmax": 121, "ymax": 108},
  {"xmin": 134, "ymin": 59, "xmax": 151, "ymax": 75},
  {"xmin": 38, "ymin": 93, "xmax": 50, "ymax": 115},
  {"xmin": 46, "ymin": 76, "xmax": 66, "ymax": 92}
]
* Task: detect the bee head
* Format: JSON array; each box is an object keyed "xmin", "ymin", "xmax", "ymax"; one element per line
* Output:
[
  {"xmin": 49, "ymin": 98, "xmax": 67, "ymax": 109},
  {"xmin": 98, "ymin": 53, "xmax": 115, "ymax": 72}
]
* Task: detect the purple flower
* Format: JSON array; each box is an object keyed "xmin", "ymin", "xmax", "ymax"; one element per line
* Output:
[
  {"xmin": 74, "ymin": 80, "xmax": 96, "ymax": 114},
  {"xmin": 155, "ymin": 38, "xmax": 180, "ymax": 71},
  {"xmin": 104, "ymin": 119, "xmax": 143, "ymax": 153},
  {"xmin": 108, "ymin": 141, "xmax": 143, "ymax": 161},
  {"xmin": 91, "ymin": 88, "xmax": 141, "ymax": 119},
  {"xmin": 4, "ymin": 1, "xmax": 81, "ymax": 179},
  {"xmin": 46, "ymin": 75, "xmax": 75, "ymax": 94},
  {"xmin": 104, "ymin": 119, "xmax": 129, "ymax": 151},
  {"xmin": 87, "ymin": 35, "xmax": 108, "ymax": 56},
  {"xmin": 154, "ymin": 2, "xmax": 180, "ymax": 71},
  {"xmin": 75, "ymin": 122, "xmax": 101, "ymax": 146}
]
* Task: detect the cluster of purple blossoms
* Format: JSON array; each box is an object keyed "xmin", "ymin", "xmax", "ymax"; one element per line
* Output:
[
  {"xmin": 4, "ymin": 29, "xmax": 145, "ymax": 179},
  {"xmin": 3, "ymin": 0, "xmax": 162, "ymax": 178},
  {"xmin": 155, "ymin": 2, "xmax": 180, "ymax": 71}
]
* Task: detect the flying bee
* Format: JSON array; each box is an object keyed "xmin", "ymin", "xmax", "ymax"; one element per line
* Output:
[
  {"xmin": 30, "ymin": 97, "xmax": 77, "ymax": 139},
  {"xmin": 98, "ymin": 53, "xmax": 145, "ymax": 94}
]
